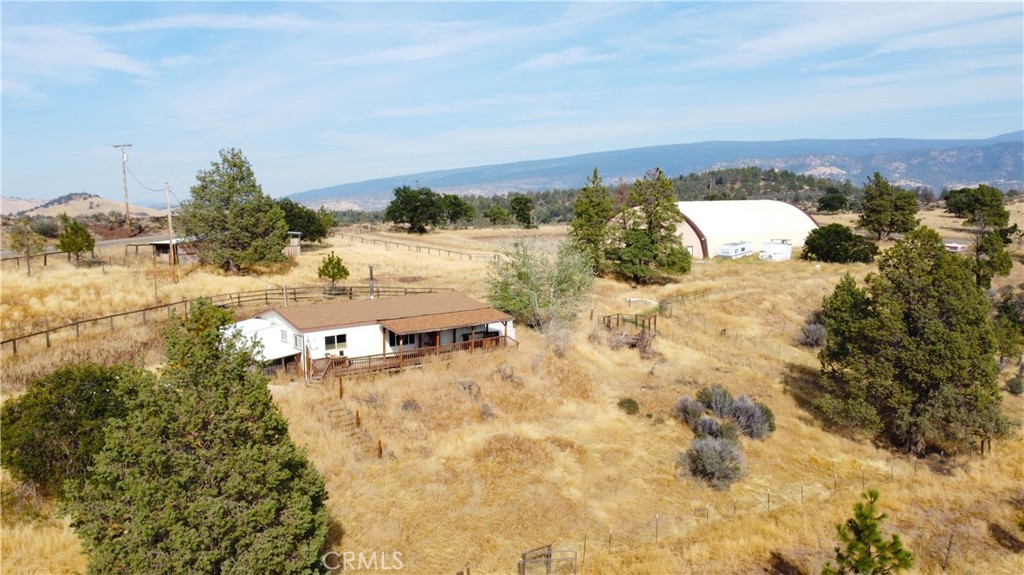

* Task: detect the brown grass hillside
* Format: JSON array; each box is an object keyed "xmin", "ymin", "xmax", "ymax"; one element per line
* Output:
[{"xmin": 2, "ymin": 223, "xmax": 1023, "ymax": 575}]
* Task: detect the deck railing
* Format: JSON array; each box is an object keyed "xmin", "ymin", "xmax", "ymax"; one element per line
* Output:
[{"xmin": 311, "ymin": 335, "xmax": 518, "ymax": 379}]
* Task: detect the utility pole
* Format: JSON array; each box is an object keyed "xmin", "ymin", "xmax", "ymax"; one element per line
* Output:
[
  {"xmin": 164, "ymin": 182, "xmax": 179, "ymax": 282},
  {"xmin": 113, "ymin": 144, "xmax": 132, "ymax": 232}
]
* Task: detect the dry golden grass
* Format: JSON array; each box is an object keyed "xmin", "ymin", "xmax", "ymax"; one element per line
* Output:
[{"xmin": 3, "ymin": 223, "xmax": 1024, "ymax": 574}]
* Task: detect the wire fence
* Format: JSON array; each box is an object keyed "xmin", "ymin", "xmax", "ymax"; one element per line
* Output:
[
  {"xmin": 0, "ymin": 284, "xmax": 448, "ymax": 356},
  {"xmin": 517, "ymin": 448, "xmax": 995, "ymax": 575},
  {"xmin": 335, "ymin": 233, "xmax": 499, "ymax": 261}
]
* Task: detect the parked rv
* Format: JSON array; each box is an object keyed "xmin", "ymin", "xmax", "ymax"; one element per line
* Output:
[{"xmin": 717, "ymin": 241, "xmax": 754, "ymax": 259}]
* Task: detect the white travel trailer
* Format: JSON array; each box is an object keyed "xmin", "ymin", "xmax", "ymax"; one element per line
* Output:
[{"xmin": 717, "ymin": 241, "xmax": 754, "ymax": 259}]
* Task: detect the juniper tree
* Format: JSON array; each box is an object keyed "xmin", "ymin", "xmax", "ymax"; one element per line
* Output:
[
  {"xmin": 64, "ymin": 298, "xmax": 328, "ymax": 574},
  {"xmin": 857, "ymin": 173, "xmax": 918, "ymax": 240},
  {"xmin": 815, "ymin": 227, "xmax": 1006, "ymax": 453},
  {"xmin": 1, "ymin": 363, "xmax": 145, "ymax": 497},
  {"xmin": 178, "ymin": 148, "xmax": 289, "ymax": 268}
]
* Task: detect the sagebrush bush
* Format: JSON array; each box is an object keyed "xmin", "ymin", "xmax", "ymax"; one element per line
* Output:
[
  {"xmin": 683, "ymin": 437, "xmax": 746, "ymax": 490},
  {"xmin": 696, "ymin": 385, "xmax": 734, "ymax": 418},
  {"xmin": 617, "ymin": 397, "xmax": 640, "ymax": 415},
  {"xmin": 754, "ymin": 400, "xmax": 776, "ymax": 432},
  {"xmin": 728, "ymin": 395, "xmax": 773, "ymax": 439},
  {"xmin": 800, "ymin": 323, "xmax": 827, "ymax": 347},
  {"xmin": 693, "ymin": 416, "xmax": 721, "ymax": 438},
  {"xmin": 671, "ymin": 397, "xmax": 704, "ymax": 428}
]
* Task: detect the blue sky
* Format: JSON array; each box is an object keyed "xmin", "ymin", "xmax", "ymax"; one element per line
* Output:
[{"xmin": 3, "ymin": 1, "xmax": 1022, "ymax": 204}]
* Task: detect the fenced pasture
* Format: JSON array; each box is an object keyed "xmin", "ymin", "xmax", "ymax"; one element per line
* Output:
[{"xmin": 3, "ymin": 224, "xmax": 1023, "ymax": 575}]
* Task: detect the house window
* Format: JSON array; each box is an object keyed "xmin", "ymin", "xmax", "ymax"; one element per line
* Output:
[
  {"xmin": 280, "ymin": 330, "xmax": 287, "ymax": 343},
  {"xmin": 293, "ymin": 334, "xmax": 303, "ymax": 349},
  {"xmin": 325, "ymin": 334, "xmax": 347, "ymax": 351},
  {"xmin": 387, "ymin": 330, "xmax": 415, "ymax": 347}
]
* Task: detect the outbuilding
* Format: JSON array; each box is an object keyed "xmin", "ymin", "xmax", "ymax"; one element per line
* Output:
[{"xmin": 676, "ymin": 200, "xmax": 818, "ymax": 260}]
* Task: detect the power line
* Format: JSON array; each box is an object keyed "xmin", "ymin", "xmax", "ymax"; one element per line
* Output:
[{"xmin": 126, "ymin": 165, "xmax": 164, "ymax": 193}]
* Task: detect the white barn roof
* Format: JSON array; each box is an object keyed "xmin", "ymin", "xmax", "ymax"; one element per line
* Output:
[{"xmin": 676, "ymin": 200, "xmax": 818, "ymax": 259}]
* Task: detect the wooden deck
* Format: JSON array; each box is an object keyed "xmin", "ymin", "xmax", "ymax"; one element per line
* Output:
[{"xmin": 310, "ymin": 335, "xmax": 518, "ymax": 380}]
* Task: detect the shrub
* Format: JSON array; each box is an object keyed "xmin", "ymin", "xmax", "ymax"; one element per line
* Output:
[
  {"xmin": 1008, "ymin": 375, "xmax": 1024, "ymax": 396},
  {"xmin": 671, "ymin": 397, "xmax": 705, "ymax": 428},
  {"xmin": 693, "ymin": 416, "xmax": 721, "ymax": 438},
  {"xmin": 617, "ymin": 397, "xmax": 640, "ymax": 416},
  {"xmin": 728, "ymin": 395, "xmax": 774, "ymax": 439},
  {"xmin": 754, "ymin": 400, "xmax": 776, "ymax": 433},
  {"xmin": 719, "ymin": 421, "xmax": 741, "ymax": 442},
  {"xmin": 800, "ymin": 322, "xmax": 827, "ymax": 347},
  {"xmin": 683, "ymin": 437, "xmax": 745, "ymax": 490},
  {"xmin": 696, "ymin": 385, "xmax": 734, "ymax": 418},
  {"xmin": 0, "ymin": 362, "xmax": 146, "ymax": 496}
]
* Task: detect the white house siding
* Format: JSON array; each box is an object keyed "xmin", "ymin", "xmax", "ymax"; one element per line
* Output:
[{"xmin": 303, "ymin": 324, "xmax": 385, "ymax": 360}]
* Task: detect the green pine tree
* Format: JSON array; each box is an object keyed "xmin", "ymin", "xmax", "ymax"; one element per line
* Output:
[
  {"xmin": 57, "ymin": 213, "xmax": 96, "ymax": 268},
  {"xmin": 822, "ymin": 490, "xmax": 914, "ymax": 575},
  {"xmin": 607, "ymin": 167, "xmax": 691, "ymax": 284},
  {"xmin": 569, "ymin": 167, "xmax": 614, "ymax": 273},
  {"xmin": 64, "ymin": 298, "xmax": 329, "ymax": 574},
  {"xmin": 318, "ymin": 251, "xmax": 350, "ymax": 291}
]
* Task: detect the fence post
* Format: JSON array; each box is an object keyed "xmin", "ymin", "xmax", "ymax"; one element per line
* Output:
[
  {"xmin": 45, "ymin": 330, "xmax": 50, "ymax": 348},
  {"xmin": 377, "ymin": 440, "xmax": 383, "ymax": 459}
]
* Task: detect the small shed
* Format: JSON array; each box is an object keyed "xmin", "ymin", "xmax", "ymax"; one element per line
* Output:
[{"xmin": 149, "ymin": 238, "xmax": 198, "ymax": 265}]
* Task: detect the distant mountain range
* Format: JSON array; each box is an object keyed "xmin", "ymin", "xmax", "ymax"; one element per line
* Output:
[{"xmin": 290, "ymin": 132, "xmax": 1024, "ymax": 210}]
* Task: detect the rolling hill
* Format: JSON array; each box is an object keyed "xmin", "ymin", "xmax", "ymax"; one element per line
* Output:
[
  {"xmin": 289, "ymin": 132, "xmax": 1024, "ymax": 210},
  {"xmin": 5, "ymin": 193, "xmax": 165, "ymax": 218}
]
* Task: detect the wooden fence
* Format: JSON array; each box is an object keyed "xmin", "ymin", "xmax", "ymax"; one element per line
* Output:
[
  {"xmin": 0, "ymin": 285, "xmax": 447, "ymax": 356},
  {"xmin": 335, "ymin": 233, "xmax": 498, "ymax": 261},
  {"xmin": 599, "ymin": 289, "xmax": 710, "ymax": 332},
  {"xmin": 0, "ymin": 249, "xmax": 94, "ymax": 267}
]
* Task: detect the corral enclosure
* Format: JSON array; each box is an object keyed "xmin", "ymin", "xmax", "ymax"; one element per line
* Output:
[{"xmin": 2, "ymin": 216, "xmax": 1023, "ymax": 574}]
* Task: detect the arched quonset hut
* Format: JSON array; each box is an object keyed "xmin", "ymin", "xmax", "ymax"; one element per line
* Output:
[{"xmin": 676, "ymin": 200, "xmax": 818, "ymax": 260}]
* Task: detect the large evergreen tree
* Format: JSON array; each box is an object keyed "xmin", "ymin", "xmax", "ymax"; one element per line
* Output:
[
  {"xmin": 64, "ymin": 299, "xmax": 329, "ymax": 574},
  {"xmin": 856, "ymin": 173, "xmax": 918, "ymax": 240},
  {"xmin": 607, "ymin": 167, "xmax": 691, "ymax": 284},
  {"xmin": 569, "ymin": 168, "xmax": 614, "ymax": 273},
  {"xmin": 815, "ymin": 227, "xmax": 1006, "ymax": 453},
  {"xmin": 178, "ymin": 148, "xmax": 289, "ymax": 268}
]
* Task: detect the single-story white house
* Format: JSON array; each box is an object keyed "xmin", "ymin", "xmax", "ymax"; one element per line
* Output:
[
  {"xmin": 676, "ymin": 200, "xmax": 818, "ymax": 260},
  {"xmin": 229, "ymin": 291, "xmax": 516, "ymax": 377}
]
